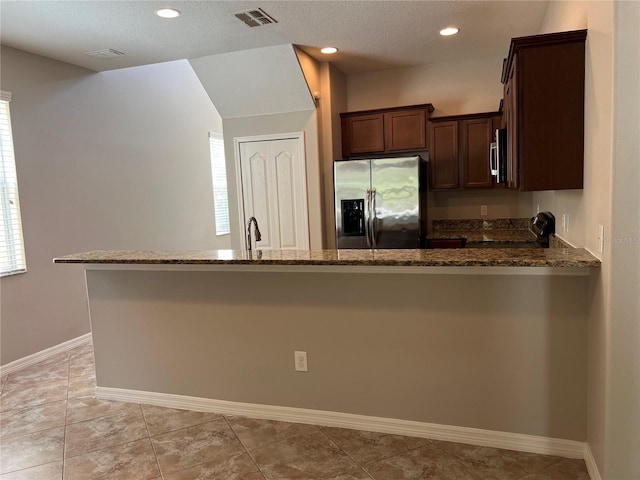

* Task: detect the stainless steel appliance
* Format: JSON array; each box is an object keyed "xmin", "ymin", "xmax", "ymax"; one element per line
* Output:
[
  {"xmin": 334, "ymin": 156, "xmax": 424, "ymax": 249},
  {"xmin": 490, "ymin": 128, "xmax": 507, "ymax": 184}
]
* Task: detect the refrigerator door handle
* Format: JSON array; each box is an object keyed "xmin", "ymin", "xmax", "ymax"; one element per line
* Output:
[
  {"xmin": 370, "ymin": 187, "xmax": 377, "ymax": 248},
  {"xmin": 365, "ymin": 188, "xmax": 372, "ymax": 248}
]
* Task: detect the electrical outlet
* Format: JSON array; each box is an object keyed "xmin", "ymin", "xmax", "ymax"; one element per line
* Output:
[
  {"xmin": 536, "ymin": 204, "xmax": 540, "ymax": 214},
  {"xmin": 294, "ymin": 351, "xmax": 308, "ymax": 372},
  {"xmin": 480, "ymin": 205, "xmax": 488, "ymax": 216},
  {"xmin": 562, "ymin": 213, "xmax": 570, "ymax": 232}
]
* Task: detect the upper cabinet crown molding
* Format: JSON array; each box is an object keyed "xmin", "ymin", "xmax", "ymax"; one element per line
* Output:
[{"xmin": 340, "ymin": 104, "xmax": 435, "ymax": 158}]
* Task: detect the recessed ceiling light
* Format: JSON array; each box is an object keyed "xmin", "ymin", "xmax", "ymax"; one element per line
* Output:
[
  {"xmin": 321, "ymin": 47, "xmax": 338, "ymax": 54},
  {"xmin": 440, "ymin": 27, "xmax": 459, "ymax": 36},
  {"xmin": 156, "ymin": 8, "xmax": 181, "ymax": 18}
]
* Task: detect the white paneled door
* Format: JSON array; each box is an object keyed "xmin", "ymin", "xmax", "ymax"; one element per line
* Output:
[{"xmin": 237, "ymin": 134, "xmax": 309, "ymax": 250}]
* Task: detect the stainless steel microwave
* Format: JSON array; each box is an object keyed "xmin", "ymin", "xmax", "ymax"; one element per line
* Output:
[{"xmin": 490, "ymin": 128, "xmax": 507, "ymax": 184}]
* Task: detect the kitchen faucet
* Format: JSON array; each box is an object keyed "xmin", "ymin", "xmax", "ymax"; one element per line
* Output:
[{"xmin": 246, "ymin": 216, "xmax": 262, "ymax": 251}]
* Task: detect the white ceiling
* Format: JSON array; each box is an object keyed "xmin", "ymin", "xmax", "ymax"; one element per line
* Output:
[{"xmin": 0, "ymin": 1, "xmax": 549, "ymax": 74}]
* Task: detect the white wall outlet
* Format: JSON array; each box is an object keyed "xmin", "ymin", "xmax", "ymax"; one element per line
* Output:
[
  {"xmin": 536, "ymin": 204, "xmax": 540, "ymax": 214},
  {"xmin": 562, "ymin": 213, "xmax": 570, "ymax": 232},
  {"xmin": 480, "ymin": 205, "xmax": 488, "ymax": 216},
  {"xmin": 598, "ymin": 225, "xmax": 605, "ymax": 254},
  {"xmin": 294, "ymin": 351, "xmax": 308, "ymax": 372}
]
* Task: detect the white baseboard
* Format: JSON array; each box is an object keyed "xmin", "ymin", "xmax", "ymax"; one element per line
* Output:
[
  {"xmin": 97, "ymin": 386, "xmax": 586, "ymax": 460},
  {"xmin": 0, "ymin": 333, "xmax": 92, "ymax": 376},
  {"xmin": 584, "ymin": 444, "xmax": 603, "ymax": 480}
]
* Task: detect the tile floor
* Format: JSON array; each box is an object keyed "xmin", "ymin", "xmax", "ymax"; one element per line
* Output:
[{"xmin": 0, "ymin": 342, "xmax": 591, "ymax": 479}]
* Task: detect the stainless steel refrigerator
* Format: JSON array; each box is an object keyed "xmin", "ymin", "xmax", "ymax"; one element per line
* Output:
[{"xmin": 334, "ymin": 156, "xmax": 425, "ymax": 249}]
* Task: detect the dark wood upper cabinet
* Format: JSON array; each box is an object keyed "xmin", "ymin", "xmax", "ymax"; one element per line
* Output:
[
  {"xmin": 428, "ymin": 112, "xmax": 502, "ymax": 190},
  {"xmin": 384, "ymin": 110, "xmax": 427, "ymax": 152},
  {"xmin": 340, "ymin": 104, "xmax": 434, "ymax": 158},
  {"xmin": 501, "ymin": 29, "xmax": 587, "ymax": 191},
  {"xmin": 341, "ymin": 113, "xmax": 384, "ymax": 156},
  {"xmin": 428, "ymin": 120, "xmax": 459, "ymax": 189}
]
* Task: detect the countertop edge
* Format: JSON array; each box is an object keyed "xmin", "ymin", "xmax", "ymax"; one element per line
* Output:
[
  {"xmin": 53, "ymin": 249, "xmax": 600, "ymax": 276},
  {"xmin": 65, "ymin": 263, "xmax": 594, "ymax": 276}
]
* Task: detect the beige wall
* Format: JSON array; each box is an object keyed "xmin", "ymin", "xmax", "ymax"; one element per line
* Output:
[
  {"xmin": 346, "ymin": 55, "xmax": 504, "ymax": 116},
  {"xmin": 0, "ymin": 47, "xmax": 227, "ymax": 364},
  {"xmin": 537, "ymin": 2, "xmax": 640, "ymax": 479},
  {"xmin": 88, "ymin": 268, "xmax": 589, "ymax": 441}
]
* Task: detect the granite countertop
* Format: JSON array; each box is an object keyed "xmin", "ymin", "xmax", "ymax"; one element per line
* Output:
[
  {"xmin": 54, "ymin": 218, "xmax": 600, "ymax": 272},
  {"xmin": 54, "ymin": 247, "xmax": 600, "ymax": 269}
]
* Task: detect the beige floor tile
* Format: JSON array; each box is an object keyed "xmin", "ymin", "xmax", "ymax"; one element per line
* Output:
[
  {"xmin": 518, "ymin": 458, "xmax": 590, "ymax": 480},
  {"xmin": 141, "ymin": 404, "xmax": 223, "ymax": 437},
  {"xmin": 455, "ymin": 446, "xmax": 561, "ymax": 479},
  {"xmin": 68, "ymin": 357, "xmax": 95, "ymax": 379},
  {"xmin": 66, "ymin": 396, "xmax": 140, "ymax": 424},
  {"xmin": 320, "ymin": 426, "xmax": 432, "ymax": 467},
  {"xmin": 68, "ymin": 344, "xmax": 94, "ymax": 359},
  {"xmin": 0, "ymin": 461, "xmax": 62, "ymax": 480},
  {"xmin": 67, "ymin": 375, "xmax": 96, "ymax": 398},
  {"xmin": 226, "ymin": 416, "xmax": 320, "ymax": 451},
  {"xmin": 64, "ymin": 410, "xmax": 148, "ymax": 458},
  {"xmin": 249, "ymin": 431, "xmax": 366, "ymax": 480},
  {"xmin": 63, "ymin": 438, "xmax": 160, "ymax": 480},
  {"xmin": 0, "ymin": 379, "xmax": 68, "ymax": 412},
  {"xmin": 1, "ymin": 375, "xmax": 8, "ymax": 393},
  {"xmin": 0, "ymin": 399, "xmax": 67, "ymax": 439},
  {"xmin": 151, "ymin": 419, "xmax": 245, "ymax": 475},
  {"xmin": 263, "ymin": 473, "xmax": 369, "ymax": 480},
  {"xmin": 162, "ymin": 451, "xmax": 263, "ymax": 480},
  {"xmin": 3, "ymin": 361, "xmax": 69, "ymax": 391},
  {"xmin": 0, "ymin": 426, "xmax": 65, "ymax": 475},
  {"xmin": 365, "ymin": 445, "xmax": 483, "ymax": 480},
  {"xmin": 430, "ymin": 439, "xmax": 481, "ymax": 455}
]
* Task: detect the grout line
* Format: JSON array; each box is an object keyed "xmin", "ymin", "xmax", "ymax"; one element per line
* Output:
[
  {"xmin": 222, "ymin": 415, "xmax": 268, "ymax": 480},
  {"xmin": 316, "ymin": 427, "xmax": 375, "ymax": 479},
  {"xmin": 61, "ymin": 353, "xmax": 71, "ymax": 480},
  {"xmin": 141, "ymin": 404, "xmax": 166, "ymax": 480}
]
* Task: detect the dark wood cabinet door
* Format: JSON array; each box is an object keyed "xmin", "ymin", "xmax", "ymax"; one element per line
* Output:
[
  {"xmin": 385, "ymin": 110, "xmax": 427, "ymax": 151},
  {"xmin": 341, "ymin": 114, "xmax": 384, "ymax": 157},
  {"xmin": 462, "ymin": 117, "xmax": 494, "ymax": 188},
  {"xmin": 501, "ymin": 30, "xmax": 586, "ymax": 191},
  {"xmin": 504, "ymin": 57, "xmax": 519, "ymax": 189},
  {"xmin": 428, "ymin": 120, "xmax": 459, "ymax": 189}
]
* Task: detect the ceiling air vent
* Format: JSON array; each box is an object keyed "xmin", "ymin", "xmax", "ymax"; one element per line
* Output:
[
  {"xmin": 85, "ymin": 48, "xmax": 126, "ymax": 59},
  {"xmin": 234, "ymin": 8, "xmax": 277, "ymax": 27}
]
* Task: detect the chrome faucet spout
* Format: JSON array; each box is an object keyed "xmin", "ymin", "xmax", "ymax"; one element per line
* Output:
[{"xmin": 247, "ymin": 216, "xmax": 262, "ymax": 251}]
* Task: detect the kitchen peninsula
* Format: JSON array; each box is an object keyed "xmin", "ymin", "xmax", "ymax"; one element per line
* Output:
[{"xmin": 54, "ymin": 247, "xmax": 599, "ymax": 456}]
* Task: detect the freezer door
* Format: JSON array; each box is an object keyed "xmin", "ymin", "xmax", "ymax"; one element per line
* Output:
[
  {"xmin": 334, "ymin": 160, "xmax": 371, "ymax": 249},
  {"xmin": 370, "ymin": 156, "xmax": 421, "ymax": 248}
]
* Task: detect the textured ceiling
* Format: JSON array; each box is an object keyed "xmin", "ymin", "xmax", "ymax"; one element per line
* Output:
[{"xmin": 0, "ymin": 1, "xmax": 549, "ymax": 74}]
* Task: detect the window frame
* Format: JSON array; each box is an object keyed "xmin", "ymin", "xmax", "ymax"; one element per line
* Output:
[
  {"xmin": 209, "ymin": 132, "xmax": 230, "ymax": 236},
  {"xmin": 0, "ymin": 91, "xmax": 27, "ymax": 277}
]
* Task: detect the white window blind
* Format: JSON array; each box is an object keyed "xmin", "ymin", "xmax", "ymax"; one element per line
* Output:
[
  {"xmin": 0, "ymin": 91, "xmax": 26, "ymax": 276},
  {"xmin": 209, "ymin": 133, "xmax": 230, "ymax": 236}
]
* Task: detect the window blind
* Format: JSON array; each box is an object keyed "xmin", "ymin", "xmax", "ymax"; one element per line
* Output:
[
  {"xmin": 0, "ymin": 91, "xmax": 27, "ymax": 276},
  {"xmin": 209, "ymin": 133, "xmax": 230, "ymax": 236}
]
